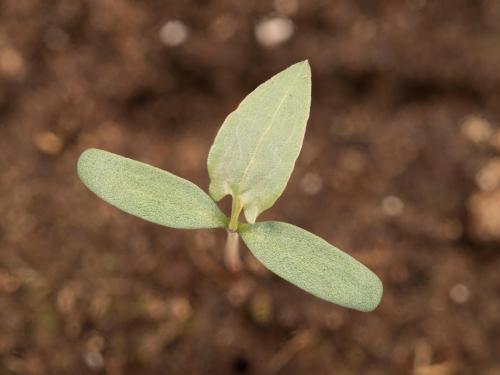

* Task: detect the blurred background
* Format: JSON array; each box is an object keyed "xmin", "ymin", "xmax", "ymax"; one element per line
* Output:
[{"xmin": 1, "ymin": 0, "xmax": 500, "ymax": 374}]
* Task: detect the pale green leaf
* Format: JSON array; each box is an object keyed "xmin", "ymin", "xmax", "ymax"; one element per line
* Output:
[
  {"xmin": 207, "ymin": 61, "xmax": 311, "ymax": 223},
  {"xmin": 239, "ymin": 221, "xmax": 383, "ymax": 312},
  {"xmin": 78, "ymin": 148, "xmax": 227, "ymax": 229}
]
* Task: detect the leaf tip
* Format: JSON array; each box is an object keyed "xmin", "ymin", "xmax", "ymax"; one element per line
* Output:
[
  {"xmin": 243, "ymin": 204, "xmax": 258, "ymax": 224},
  {"xmin": 358, "ymin": 274, "xmax": 383, "ymax": 312},
  {"xmin": 77, "ymin": 148, "xmax": 98, "ymax": 180},
  {"xmin": 291, "ymin": 60, "xmax": 311, "ymax": 77}
]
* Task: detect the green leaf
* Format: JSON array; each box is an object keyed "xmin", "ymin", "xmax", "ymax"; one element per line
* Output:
[
  {"xmin": 207, "ymin": 61, "xmax": 311, "ymax": 223},
  {"xmin": 239, "ymin": 221, "xmax": 383, "ymax": 312},
  {"xmin": 77, "ymin": 148, "xmax": 227, "ymax": 229}
]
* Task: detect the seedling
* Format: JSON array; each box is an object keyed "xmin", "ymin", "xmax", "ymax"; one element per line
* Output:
[{"xmin": 77, "ymin": 61, "xmax": 383, "ymax": 312}]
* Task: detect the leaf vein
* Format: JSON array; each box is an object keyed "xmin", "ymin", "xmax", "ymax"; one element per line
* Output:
[{"xmin": 235, "ymin": 72, "xmax": 302, "ymax": 195}]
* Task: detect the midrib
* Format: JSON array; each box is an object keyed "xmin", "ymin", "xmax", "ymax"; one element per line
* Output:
[{"xmin": 234, "ymin": 72, "xmax": 300, "ymax": 194}]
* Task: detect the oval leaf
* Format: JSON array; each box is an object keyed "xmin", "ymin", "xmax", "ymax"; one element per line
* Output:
[
  {"xmin": 239, "ymin": 221, "xmax": 383, "ymax": 312},
  {"xmin": 78, "ymin": 148, "xmax": 227, "ymax": 229},
  {"xmin": 207, "ymin": 61, "xmax": 311, "ymax": 223}
]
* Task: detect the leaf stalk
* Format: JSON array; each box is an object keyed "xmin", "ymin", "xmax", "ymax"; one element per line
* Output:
[
  {"xmin": 228, "ymin": 196, "xmax": 242, "ymax": 231},
  {"xmin": 225, "ymin": 196, "xmax": 243, "ymax": 272}
]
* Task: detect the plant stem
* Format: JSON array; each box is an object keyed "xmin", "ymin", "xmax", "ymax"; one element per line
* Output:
[
  {"xmin": 225, "ymin": 196, "xmax": 243, "ymax": 272},
  {"xmin": 224, "ymin": 230, "xmax": 241, "ymax": 273},
  {"xmin": 228, "ymin": 196, "xmax": 242, "ymax": 231}
]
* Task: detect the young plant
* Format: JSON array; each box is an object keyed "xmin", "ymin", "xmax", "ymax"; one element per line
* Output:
[{"xmin": 77, "ymin": 61, "xmax": 383, "ymax": 312}]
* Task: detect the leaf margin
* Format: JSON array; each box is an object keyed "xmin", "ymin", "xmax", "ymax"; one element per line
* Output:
[
  {"xmin": 77, "ymin": 148, "xmax": 228, "ymax": 230},
  {"xmin": 239, "ymin": 220, "xmax": 383, "ymax": 312},
  {"xmin": 207, "ymin": 60, "xmax": 312, "ymax": 223}
]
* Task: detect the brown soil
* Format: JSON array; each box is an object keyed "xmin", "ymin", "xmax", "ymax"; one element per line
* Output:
[{"xmin": 1, "ymin": 1, "xmax": 500, "ymax": 374}]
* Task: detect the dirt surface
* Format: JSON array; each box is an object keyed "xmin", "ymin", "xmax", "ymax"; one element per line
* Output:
[{"xmin": 1, "ymin": 1, "xmax": 500, "ymax": 374}]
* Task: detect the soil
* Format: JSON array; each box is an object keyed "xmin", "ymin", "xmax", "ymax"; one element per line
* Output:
[{"xmin": 1, "ymin": 1, "xmax": 500, "ymax": 374}]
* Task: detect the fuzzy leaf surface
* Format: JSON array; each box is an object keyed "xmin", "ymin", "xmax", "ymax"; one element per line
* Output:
[
  {"xmin": 207, "ymin": 61, "xmax": 311, "ymax": 223},
  {"xmin": 239, "ymin": 221, "xmax": 383, "ymax": 312},
  {"xmin": 78, "ymin": 148, "xmax": 227, "ymax": 229}
]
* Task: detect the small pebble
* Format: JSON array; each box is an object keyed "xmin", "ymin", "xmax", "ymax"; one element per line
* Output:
[
  {"xmin": 467, "ymin": 189, "xmax": 500, "ymax": 242},
  {"xmin": 381, "ymin": 196, "xmax": 404, "ymax": 216},
  {"xmin": 255, "ymin": 17, "xmax": 294, "ymax": 47},
  {"xmin": 34, "ymin": 131, "xmax": 64, "ymax": 155},
  {"xmin": 461, "ymin": 115, "xmax": 493, "ymax": 144},
  {"xmin": 159, "ymin": 20, "xmax": 189, "ymax": 47},
  {"xmin": 449, "ymin": 283, "xmax": 470, "ymax": 304},
  {"xmin": 0, "ymin": 48, "xmax": 26, "ymax": 79},
  {"xmin": 169, "ymin": 297, "xmax": 192, "ymax": 321},
  {"xmin": 300, "ymin": 172, "xmax": 323, "ymax": 195},
  {"xmin": 475, "ymin": 158, "xmax": 500, "ymax": 191},
  {"xmin": 84, "ymin": 351, "xmax": 104, "ymax": 371}
]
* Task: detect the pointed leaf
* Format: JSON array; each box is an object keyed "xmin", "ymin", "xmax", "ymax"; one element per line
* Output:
[
  {"xmin": 207, "ymin": 61, "xmax": 311, "ymax": 223},
  {"xmin": 239, "ymin": 221, "xmax": 382, "ymax": 312},
  {"xmin": 78, "ymin": 148, "xmax": 227, "ymax": 229}
]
